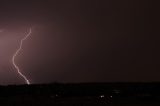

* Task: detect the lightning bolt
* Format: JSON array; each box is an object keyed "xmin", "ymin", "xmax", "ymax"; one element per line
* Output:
[{"xmin": 12, "ymin": 28, "xmax": 32, "ymax": 85}]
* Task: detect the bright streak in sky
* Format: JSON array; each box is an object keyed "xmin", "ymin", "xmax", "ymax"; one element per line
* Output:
[{"xmin": 12, "ymin": 28, "xmax": 32, "ymax": 85}]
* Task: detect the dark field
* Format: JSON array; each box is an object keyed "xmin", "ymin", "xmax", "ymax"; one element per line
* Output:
[{"xmin": 1, "ymin": 83, "xmax": 160, "ymax": 106}]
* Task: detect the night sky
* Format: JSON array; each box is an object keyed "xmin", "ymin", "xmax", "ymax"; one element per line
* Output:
[{"xmin": 0, "ymin": 0, "xmax": 159, "ymax": 85}]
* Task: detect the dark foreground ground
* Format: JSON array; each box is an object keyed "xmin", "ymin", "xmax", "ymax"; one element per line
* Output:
[{"xmin": 1, "ymin": 83, "xmax": 160, "ymax": 106}]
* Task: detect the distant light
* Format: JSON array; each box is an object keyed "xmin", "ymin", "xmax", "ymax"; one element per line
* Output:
[
  {"xmin": 100, "ymin": 95, "xmax": 105, "ymax": 98},
  {"xmin": 110, "ymin": 96, "xmax": 112, "ymax": 98}
]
